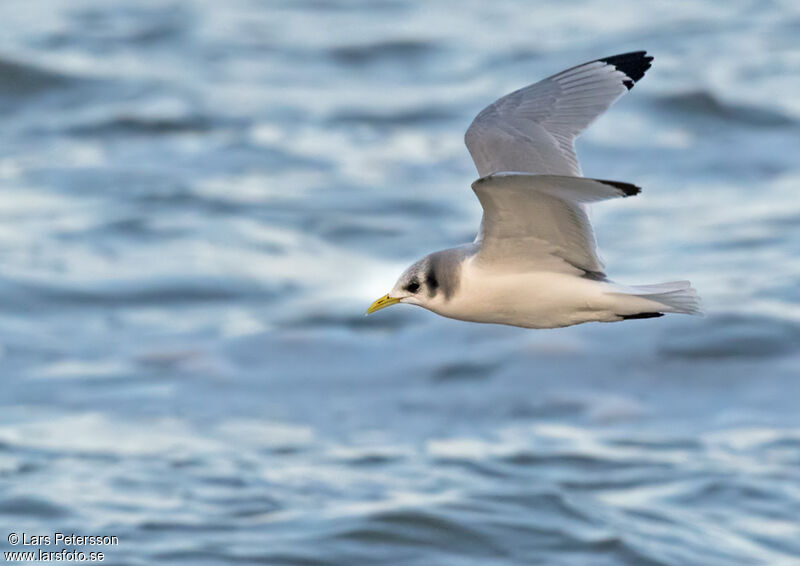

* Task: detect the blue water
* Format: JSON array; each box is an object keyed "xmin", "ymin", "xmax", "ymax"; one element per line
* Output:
[{"xmin": 1, "ymin": 1, "xmax": 799, "ymax": 564}]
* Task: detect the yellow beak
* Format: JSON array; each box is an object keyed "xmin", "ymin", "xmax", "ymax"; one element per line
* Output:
[{"xmin": 366, "ymin": 294, "xmax": 401, "ymax": 315}]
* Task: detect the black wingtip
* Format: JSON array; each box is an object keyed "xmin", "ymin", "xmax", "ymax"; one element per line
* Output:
[
  {"xmin": 599, "ymin": 179, "xmax": 641, "ymax": 197},
  {"xmin": 621, "ymin": 312, "xmax": 664, "ymax": 320},
  {"xmin": 599, "ymin": 51, "xmax": 653, "ymax": 90}
]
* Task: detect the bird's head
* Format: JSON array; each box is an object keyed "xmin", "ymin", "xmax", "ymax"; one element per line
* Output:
[{"xmin": 366, "ymin": 250, "xmax": 460, "ymax": 315}]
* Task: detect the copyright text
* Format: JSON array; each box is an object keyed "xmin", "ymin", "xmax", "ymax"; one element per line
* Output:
[{"xmin": 4, "ymin": 533, "xmax": 118, "ymax": 562}]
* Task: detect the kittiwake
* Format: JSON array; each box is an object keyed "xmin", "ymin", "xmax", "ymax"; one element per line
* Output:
[{"xmin": 367, "ymin": 51, "xmax": 701, "ymax": 329}]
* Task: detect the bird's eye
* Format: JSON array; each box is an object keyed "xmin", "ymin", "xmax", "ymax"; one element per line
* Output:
[{"xmin": 406, "ymin": 281, "xmax": 420, "ymax": 293}]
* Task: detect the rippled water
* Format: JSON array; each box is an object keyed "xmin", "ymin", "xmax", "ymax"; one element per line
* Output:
[{"xmin": 1, "ymin": 0, "xmax": 799, "ymax": 564}]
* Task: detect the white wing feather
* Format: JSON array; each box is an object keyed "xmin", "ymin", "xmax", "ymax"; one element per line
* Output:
[
  {"xmin": 465, "ymin": 52, "xmax": 653, "ymax": 177},
  {"xmin": 471, "ymin": 173, "xmax": 640, "ymax": 274},
  {"xmin": 465, "ymin": 52, "xmax": 653, "ymax": 274}
]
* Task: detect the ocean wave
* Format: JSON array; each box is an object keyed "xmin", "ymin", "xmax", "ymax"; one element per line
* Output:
[
  {"xmin": 0, "ymin": 496, "xmax": 70, "ymax": 518},
  {"xmin": 653, "ymin": 90, "xmax": 795, "ymax": 127},
  {"xmin": 327, "ymin": 105, "xmax": 455, "ymax": 126},
  {"xmin": 328, "ymin": 39, "xmax": 439, "ymax": 66},
  {"xmin": 0, "ymin": 276, "xmax": 284, "ymax": 311},
  {"xmin": 0, "ymin": 57, "xmax": 79, "ymax": 97},
  {"xmin": 68, "ymin": 114, "xmax": 213, "ymax": 136},
  {"xmin": 658, "ymin": 313, "xmax": 800, "ymax": 359}
]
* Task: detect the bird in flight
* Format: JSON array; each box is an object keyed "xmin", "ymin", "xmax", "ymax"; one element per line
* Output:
[{"xmin": 367, "ymin": 51, "xmax": 701, "ymax": 329}]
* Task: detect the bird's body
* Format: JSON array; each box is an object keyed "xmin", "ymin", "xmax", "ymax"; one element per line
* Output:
[
  {"xmin": 367, "ymin": 51, "xmax": 701, "ymax": 328},
  {"xmin": 397, "ymin": 243, "xmax": 695, "ymax": 329},
  {"xmin": 424, "ymin": 250, "xmax": 612, "ymax": 328}
]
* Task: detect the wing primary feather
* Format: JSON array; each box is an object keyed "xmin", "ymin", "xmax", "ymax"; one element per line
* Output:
[
  {"xmin": 597, "ymin": 51, "xmax": 653, "ymax": 89},
  {"xmin": 596, "ymin": 179, "xmax": 641, "ymax": 197}
]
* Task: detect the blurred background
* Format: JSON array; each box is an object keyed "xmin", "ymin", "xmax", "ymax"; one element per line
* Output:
[{"xmin": 1, "ymin": 0, "xmax": 799, "ymax": 564}]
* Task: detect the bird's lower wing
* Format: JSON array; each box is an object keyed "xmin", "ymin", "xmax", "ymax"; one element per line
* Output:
[{"xmin": 471, "ymin": 172, "xmax": 640, "ymax": 274}]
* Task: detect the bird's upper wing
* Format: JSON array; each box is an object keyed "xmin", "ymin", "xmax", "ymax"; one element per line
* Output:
[
  {"xmin": 471, "ymin": 173, "xmax": 640, "ymax": 274},
  {"xmin": 464, "ymin": 52, "xmax": 653, "ymax": 177}
]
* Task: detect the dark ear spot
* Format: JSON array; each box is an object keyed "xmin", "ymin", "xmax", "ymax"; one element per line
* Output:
[
  {"xmin": 425, "ymin": 270, "xmax": 438, "ymax": 297},
  {"xmin": 405, "ymin": 279, "xmax": 420, "ymax": 294}
]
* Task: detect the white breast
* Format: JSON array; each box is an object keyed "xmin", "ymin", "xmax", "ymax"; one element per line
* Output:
[{"xmin": 431, "ymin": 258, "xmax": 615, "ymax": 329}]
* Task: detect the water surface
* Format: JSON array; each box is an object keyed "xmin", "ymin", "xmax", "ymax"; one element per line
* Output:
[{"xmin": 1, "ymin": 0, "xmax": 799, "ymax": 564}]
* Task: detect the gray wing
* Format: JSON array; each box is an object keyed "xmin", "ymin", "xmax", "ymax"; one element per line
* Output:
[
  {"xmin": 471, "ymin": 173, "xmax": 640, "ymax": 274},
  {"xmin": 464, "ymin": 52, "xmax": 653, "ymax": 177}
]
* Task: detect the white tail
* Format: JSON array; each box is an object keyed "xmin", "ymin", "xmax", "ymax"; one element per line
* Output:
[{"xmin": 610, "ymin": 281, "xmax": 703, "ymax": 316}]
